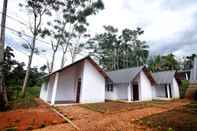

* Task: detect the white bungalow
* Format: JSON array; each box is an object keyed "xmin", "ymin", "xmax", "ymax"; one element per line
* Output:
[
  {"xmin": 152, "ymin": 71, "xmax": 180, "ymax": 100},
  {"xmin": 105, "ymin": 66, "xmax": 156, "ymax": 102},
  {"xmin": 40, "ymin": 56, "xmax": 109, "ymax": 105}
]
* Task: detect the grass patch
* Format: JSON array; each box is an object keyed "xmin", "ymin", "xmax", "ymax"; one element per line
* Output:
[
  {"xmin": 139, "ymin": 101, "xmax": 197, "ymax": 131},
  {"xmin": 80, "ymin": 101, "xmax": 154, "ymax": 113},
  {"xmin": 8, "ymin": 96, "xmax": 38, "ymax": 110}
]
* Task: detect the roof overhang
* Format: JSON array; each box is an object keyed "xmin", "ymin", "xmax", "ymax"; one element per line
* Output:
[
  {"xmin": 43, "ymin": 56, "xmax": 111, "ymax": 80},
  {"xmin": 132, "ymin": 66, "xmax": 157, "ymax": 85}
]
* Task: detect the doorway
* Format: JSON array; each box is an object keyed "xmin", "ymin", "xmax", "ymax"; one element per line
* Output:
[
  {"xmin": 133, "ymin": 84, "xmax": 139, "ymax": 101},
  {"xmin": 76, "ymin": 78, "xmax": 81, "ymax": 103}
]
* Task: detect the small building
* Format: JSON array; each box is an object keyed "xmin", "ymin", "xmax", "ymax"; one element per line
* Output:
[
  {"xmin": 40, "ymin": 56, "xmax": 109, "ymax": 105},
  {"xmin": 105, "ymin": 66, "xmax": 156, "ymax": 102},
  {"xmin": 152, "ymin": 71, "xmax": 180, "ymax": 100}
]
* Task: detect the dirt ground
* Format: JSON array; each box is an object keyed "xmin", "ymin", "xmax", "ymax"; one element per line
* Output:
[
  {"xmin": 0, "ymin": 99, "xmax": 64, "ymax": 131},
  {"xmin": 34, "ymin": 99, "xmax": 189, "ymax": 131},
  {"xmin": 141, "ymin": 101, "xmax": 197, "ymax": 131}
]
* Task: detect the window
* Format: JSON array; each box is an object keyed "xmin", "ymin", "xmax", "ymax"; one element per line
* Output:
[{"xmin": 106, "ymin": 83, "xmax": 113, "ymax": 92}]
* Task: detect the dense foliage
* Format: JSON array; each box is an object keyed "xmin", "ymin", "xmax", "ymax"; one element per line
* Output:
[
  {"xmin": 148, "ymin": 53, "xmax": 196, "ymax": 72},
  {"xmin": 88, "ymin": 25, "xmax": 149, "ymax": 71},
  {"xmin": 3, "ymin": 46, "xmax": 46, "ymax": 101}
]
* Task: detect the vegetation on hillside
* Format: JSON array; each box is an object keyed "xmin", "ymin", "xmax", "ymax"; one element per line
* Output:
[{"xmin": 0, "ymin": 46, "xmax": 45, "ymax": 111}]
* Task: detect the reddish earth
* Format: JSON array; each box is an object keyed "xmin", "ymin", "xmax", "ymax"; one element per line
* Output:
[
  {"xmin": 0, "ymin": 99, "xmax": 64, "ymax": 131},
  {"xmin": 34, "ymin": 99, "xmax": 189, "ymax": 131}
]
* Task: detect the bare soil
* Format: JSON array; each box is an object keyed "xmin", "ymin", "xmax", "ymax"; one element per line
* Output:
[
  {"xmin": 34, "ymin": 99, "xmax": 189, "ymax": 131},
  {"xmin": 140, "ymin": 101, "xmax": 197, "ymax": 131},
  {"xmin": 0, "ymin": 99, "xmax": 64, "ymax": 131}
]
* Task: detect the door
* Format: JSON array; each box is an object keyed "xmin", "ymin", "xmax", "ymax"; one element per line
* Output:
[
  {"xmin": 169, "ymin": 84, "xmax": 172, "ymax": 98},
  {"xmin": 133, "ymin": 84, "xmax": 139, "ymax": 101},
  {"xmin": 76, "ymin": 78, "xmax": 81, "ymax": 103}
]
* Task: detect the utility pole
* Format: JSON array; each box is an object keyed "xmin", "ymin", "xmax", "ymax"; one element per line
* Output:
[{"xmin": 0, "ymin": 0, "xmax": 8, "ymax": 109}]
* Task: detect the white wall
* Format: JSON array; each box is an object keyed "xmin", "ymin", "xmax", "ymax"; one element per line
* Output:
[
  {"xmin": 139, "ymin": 71, "xmax": 153, "ymax": 101},
  {"xmin": 80, "ymin": 60, "xmax": 105, "ymax": 103},
  {"xmin": 55, "ymin": 67, "xmax": 76, "ymax": 101},
  {"xmin": 55, "ymin": 63, "xmax": 84, "ymax": 102},
  {"xmin": 172, "ymin": 78, "xmax": 180, "ymax": 98},
  {"xmin": 39, "ymin": 63, "xmax": 84, "ymax": 103},
  {"xmin": 155, "ymin": 85, "xmax": 166, "ymax": 97},
  {"xmin": 105, "ymin": 71, "xmax": 153, "ymax": 101},
  {"xmin": 46, "ymin": 75, "xmax": 55, "ymax": 102},
  {"xmin": 40, "ymin": 82, "xmax": 48, "ymax": 101},
  {"xmin": 153, "ymin": 78, "xmax": 180, "ymax": 99},
  {"xmin": 105, "ymin": 83, "xmax": 129, "ymax": 100}
]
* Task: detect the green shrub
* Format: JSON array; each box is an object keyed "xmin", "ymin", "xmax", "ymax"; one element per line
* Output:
[
  {"xmin": 180, "ymin": 80, "xmax": 189, "ymax": 98},
  {"xmin": 26, "ymin": 86, "xmax": 41, "ymax": 97}
]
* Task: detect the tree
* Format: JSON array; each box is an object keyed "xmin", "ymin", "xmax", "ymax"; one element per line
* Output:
[
  {"xmin": 182, "ymin": 54, "xmax": 197, "ymax": 70},
  {"xmin": 52, "ymin": 0, "xmax": 104, "ymax": 68},
  {"xmin": 0, "ymin": 0, "xmax": 8, "ymax": 110},
  {"xmin": 161, "ymin": 53, "xmax": 180, "ymax": 71},
  {"xmin": 88, "ymin": 25, "xmax": 119, "ymax": 70},
  {"xmin": 69, "ymin": 26, "xmax": 90, "ymax": 63},
  {"xmin": 127, "ymin": 28, "xmax": 148, "ymax": 67},
  {"xmin": 20, "ymin": 0, "xmax": 63, "ymax": 97},
  {"xmin": 147, "ymin": 55, "xmax": 162, "ymax": 72},
  {"xmin": 3, "ymin": 47, "xmax": 25, "ymax": 100},
  {"xmin": 87, "ymin": 26, "xmax": 148, "ymax": 71},
  {"xmin": 3, "ymin": 46, "xmax": 46, "ymax": 100}
]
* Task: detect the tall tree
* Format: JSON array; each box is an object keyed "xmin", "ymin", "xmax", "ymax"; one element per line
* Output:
[
  {"xmin": 41, "ymin": 20, "xmax": 64, "ymax": 73},
  {"xmin": 52, "ymin": 0, "xmax": 104, "ymax": 68},
  {"xmin": 69, "ymin": 26, "xmax": 90, "ymax": 63},
  {"xmin": 88, "ymin": 26, "xmax": 148, "ymax": 71},
  {"xmin": 3, "ymin": 46, "xmax": 46, "ymax": 100},
  {"xmin": 20, "ymin": 0, "xmax": 62, "ymax": 97},
  {"xmin": 147, "ymin": 55, "xmax": 162, "ymax": 72},
  {"xmin": 0, "ymin": 0, "xmax": 8, "ymax": 110},
  {"xmin": 161, "ymin": 53, "xmax": 180, "ymax": 71}
]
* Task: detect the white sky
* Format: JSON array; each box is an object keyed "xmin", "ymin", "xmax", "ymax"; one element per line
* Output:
[{"xmin": 1, "ymin": 0, "xmax": 197, "ymax": 71}]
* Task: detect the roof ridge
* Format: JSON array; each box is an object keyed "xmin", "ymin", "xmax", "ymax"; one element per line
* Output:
[
  {"xmin": 153, "ymin": 70, "xmax": 176, "ymax": 74},
  {"xmin": 107, "ymin": 66, "xmax": 144, "ymax": 73}
]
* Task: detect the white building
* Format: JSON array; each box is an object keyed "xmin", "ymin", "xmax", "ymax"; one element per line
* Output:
[
  {"xmin": 190, "ymin": 57, "xmax": 197, "ymax": 83},
  {"xmin": 40, "ymin": 56, "xmax": 109, "ymax": 105},
  {"xmin": 152, "ymin": 71, "xmax": 180, "ymax": 100},
  {"xmin": 105, "ymin": 66, "xmax": 156, "ymax": 102}
]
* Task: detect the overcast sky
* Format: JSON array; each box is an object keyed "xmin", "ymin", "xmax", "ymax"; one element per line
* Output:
[{"xmin": 1, "ymin": 0, "xmax": 197, "ymax": 70}]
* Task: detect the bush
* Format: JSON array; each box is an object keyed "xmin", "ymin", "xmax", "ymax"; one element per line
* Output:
[
  {"xmin": 26, "ymin": 86, "xmax": 41, "ymax": 97},
  {"xmin": 180, "ymin": 80, "xmax": 189, "ymax": 98}
]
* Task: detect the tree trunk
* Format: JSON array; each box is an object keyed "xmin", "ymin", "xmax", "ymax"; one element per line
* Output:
[
  {"xmin": 60, "ymin": 44, "xmax": 69, "ymax": 68},
  {"xmin": 61, "ymin": 50, "xmax": 66, "ymax": 68},
  {"xmin": 50, "ymin": 50, "xmax": 56, "ymax": 73},
  {"xmin": 21, "ymin": 39, "xmax": 35, "ymax": 97},
  {"xmin": 0, "ymin": 0, "xmax": 8, "ymax": 109}
]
